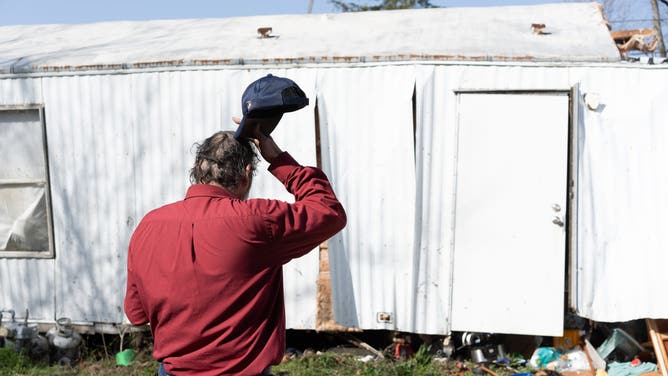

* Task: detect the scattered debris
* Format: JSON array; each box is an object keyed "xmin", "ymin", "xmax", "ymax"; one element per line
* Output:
[
  {"xmin": 531, "ymin": 23, "xmax": 551, "ymax": 35},
  {"xmin": 611, "ymin": 29, "xmax": 658, "ymax": 58},
  {"xmin": 357, "ymin": 354, "xmax": 375, "ymax": 363},
  {"xmin": 257, "ymin": 27, "xmax": 274, "ymax": 38},
  {"xmin": 339, "ymin": 334, "xmax": 385, "ymax": 359},
  {"xmin": 393, "ymin": 333, "xmax": 414, "ymax": 360},
  {"xmin": 596, "ymin": 328, "xmax": 644, "ymax": 363},
  {"xmin": 607, "ymin": 360, "xmax": 657, "ymax": 376}
]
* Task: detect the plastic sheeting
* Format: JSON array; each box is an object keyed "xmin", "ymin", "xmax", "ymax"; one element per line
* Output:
[
  {"xmin": 0, "ymin": 109, "xmax": 49, "ymax": 253},
  {"xmin": 0, "ymin": 187, "xmax": 47, "ymax": 251}
]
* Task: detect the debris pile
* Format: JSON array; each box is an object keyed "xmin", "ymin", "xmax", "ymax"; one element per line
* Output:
[{"xmin": 453, "ymin": 319, "xmax": 668, "ymax": 376}]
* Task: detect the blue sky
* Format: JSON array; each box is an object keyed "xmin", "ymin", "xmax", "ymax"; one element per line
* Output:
[{"xmin": 0, "ymin": 0, "xmax": 563, "ymax": 26}]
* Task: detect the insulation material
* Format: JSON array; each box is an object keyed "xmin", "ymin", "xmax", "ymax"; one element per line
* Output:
[{"xmin": 318, "ymin": 66, "xmax": 416, "ymax": 331}]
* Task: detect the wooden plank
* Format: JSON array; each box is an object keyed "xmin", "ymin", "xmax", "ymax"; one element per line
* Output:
[
  {"xmin": 316, "ymin": 241, "xmax": 359, "ymax": 332},
  {"xmin": 611, "ymin": 29, "xmax": 656, "ymax": 41},
  {"xmin": 646, "ymin": 319, "xmax": 668, "ymax": 376}
]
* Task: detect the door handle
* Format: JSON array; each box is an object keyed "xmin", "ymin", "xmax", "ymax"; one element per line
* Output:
[{"xmin": 552, "ymin": 216, "xmax": 564, "ymax": 227}]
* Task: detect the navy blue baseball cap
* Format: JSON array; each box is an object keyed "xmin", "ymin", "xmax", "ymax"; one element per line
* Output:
[{"xmin": 233, "ymin": 74, "xmax": 309, "ymax": 139}]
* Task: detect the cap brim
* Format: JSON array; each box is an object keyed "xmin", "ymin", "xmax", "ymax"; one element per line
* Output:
[
  {"xmin": 233, "ymin": 115, "xmax": 249, "ymax": 140},
  {"xmin": 233, "ymin": 114, "xmax": 283, "ymax": 140}
]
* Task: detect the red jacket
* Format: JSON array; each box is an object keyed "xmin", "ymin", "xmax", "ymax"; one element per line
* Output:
[{"xmin": 124, "ymin": 152, "xmax": 346, "ymax": 375}]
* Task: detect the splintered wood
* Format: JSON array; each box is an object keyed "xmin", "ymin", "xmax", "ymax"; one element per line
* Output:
[
  {"xmin": 610, "ymin": 29, "xmax": 658, "ymax": 57},
  {"xmin": 316, "ymin": 241, "xmax": 359, "ymax": 332},
  {"xmin": 647, "ymin": 319, "xmax": 668, "ymax": 376}
]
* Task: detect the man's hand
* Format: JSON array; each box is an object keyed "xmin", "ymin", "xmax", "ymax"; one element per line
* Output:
[{"xmin": 232, "ymin": 117, "xmax": 283, "ymax": 164}]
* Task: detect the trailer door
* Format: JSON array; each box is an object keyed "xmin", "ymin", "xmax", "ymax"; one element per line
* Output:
[{"xmin": 450, "ymin": 92, "xmax": 569, "ymax": 336}]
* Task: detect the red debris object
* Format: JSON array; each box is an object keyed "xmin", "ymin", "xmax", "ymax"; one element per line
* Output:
[{"xmin": 393, "ymin": 335, "xmax": 414, "ymax": 360}]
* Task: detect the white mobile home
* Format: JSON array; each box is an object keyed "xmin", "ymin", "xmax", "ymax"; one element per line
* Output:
[{"xmin": 1, "ymin": 2, "xmax": 667, "ymax": 336}]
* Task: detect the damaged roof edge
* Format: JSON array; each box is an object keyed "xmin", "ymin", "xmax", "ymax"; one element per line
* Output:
[
  {"xmin": 0, "ymin": 3, "xmax": 622, "ymax": 74},
  {"xmin": 3, "ymin": 54, "xmax": 623, "ymax": 75}
]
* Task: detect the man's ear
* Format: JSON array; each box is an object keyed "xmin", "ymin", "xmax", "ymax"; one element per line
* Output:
[{"xmin": 245, "ymin": 164, "xmax": 253, "ymax": 177}]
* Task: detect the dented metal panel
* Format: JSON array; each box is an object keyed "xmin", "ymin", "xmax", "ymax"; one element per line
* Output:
[{"xmin": 318, "ymin": 66, "xmax": 417, "ymax": 332}]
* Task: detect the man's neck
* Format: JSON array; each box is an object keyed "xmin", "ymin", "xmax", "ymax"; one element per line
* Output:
[{"xmin": 206, "ymin": 182, "xmax": 247, "ymax": 200}]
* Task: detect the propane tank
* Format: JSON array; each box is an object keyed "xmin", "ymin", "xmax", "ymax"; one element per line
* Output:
[
  {"xmin": 14, "ymin": 309, "xmax": 36, "ymax": 355},
  {"xmin": 1, "ymin": 309, "xmax": 49, "ymax": 364},
  {"xmin": 30, "ymin": 333, "xmax": 50, "ymax": 365},
  {"xmin": 46, "ymin": 317, "xmax": 82, "ymax": 366},
  {"xmin": 0, "ymin": 310, "xmax": 19, "ymax": 349}
]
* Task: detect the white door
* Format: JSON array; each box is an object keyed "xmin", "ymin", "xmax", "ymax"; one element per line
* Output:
[{"xmin": 450, "ymin": 93, "xmax": 569, "ymax": 336}]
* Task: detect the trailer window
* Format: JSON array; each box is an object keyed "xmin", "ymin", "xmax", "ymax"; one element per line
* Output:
[{"xmin": 0, "ymin": 108, "xmax": 54, "ymax": 258}]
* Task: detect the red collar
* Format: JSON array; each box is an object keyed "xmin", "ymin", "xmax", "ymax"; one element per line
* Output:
[{"xmin": 185, "ymin": 184, "xmax": 235, "ymax": 199}]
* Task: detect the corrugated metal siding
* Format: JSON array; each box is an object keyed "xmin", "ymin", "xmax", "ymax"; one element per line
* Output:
[
  {"xmin": 0, "ymin": 78, "xmax": 41, "ymax": 105},
  {"xmin": 4, "ymin": 63, "xmax": 668, "ymax": 332},
  {"xmin": 0, "ymin": 78, "xmax": 53, "ymax": 321},
  {"xmin": 413, "ymin": 66, "xmax": 457, "ymax": 334},
  {"xmin": 0, "ymin": 259, "xmax": 53, "ymax": 321},
  {"xmin": 414, "ymin": 64, "xmax": 668, "ymax": 328},
  {"xmin": 244, "ymin": 69, "xmax": 319, "ymax": 329},
  {"xmin": 572, "ymin": 66, "xmax": 668, "ymax": 321},
  {"xmin": 318, "ymin": 66, "xmax": 417, "ymax": 331},
  {"xmin": 42, "ymin": 74, "xmax": 135, "ymax": 322},
  {"xmin": 13, "ymin": 69, "xmax": 320, "ymax": 327}
]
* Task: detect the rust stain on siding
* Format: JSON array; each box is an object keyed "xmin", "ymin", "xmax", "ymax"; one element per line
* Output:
[{"xmin": 29, "ymin": 54, "xmax": 549, "ymax": 73}]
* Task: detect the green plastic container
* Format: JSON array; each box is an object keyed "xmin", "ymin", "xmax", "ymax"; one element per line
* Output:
[{"xmin": 115, "ymin": 349, "xmax": 136, "ymax": 366}]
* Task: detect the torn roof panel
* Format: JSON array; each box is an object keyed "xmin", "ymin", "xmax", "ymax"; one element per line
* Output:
[{"xmin": 0, "ymin": 2, "xmax": 620, "ymax": 74}]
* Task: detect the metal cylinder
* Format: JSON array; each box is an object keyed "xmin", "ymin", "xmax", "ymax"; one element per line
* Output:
[{"xmin": 46, "ymin": 317, "xmax": 82, "ymax": 366}]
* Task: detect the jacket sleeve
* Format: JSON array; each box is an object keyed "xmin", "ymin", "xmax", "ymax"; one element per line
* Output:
[
  {"xmin": 124, "ymin": 242, "xmax": 149, "ymax": 325},
  {"xmin": 261, "ymin": 152, "xmax": 347, "ymax": 265}
]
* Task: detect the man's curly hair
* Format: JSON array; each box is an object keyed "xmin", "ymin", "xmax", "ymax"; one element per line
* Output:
[{"xmin": 190, "ymin": 131, "xmax": 258, "ymax": 190}]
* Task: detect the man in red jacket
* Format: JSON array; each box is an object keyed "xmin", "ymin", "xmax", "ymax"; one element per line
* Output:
[{"xmin": 124, "ymin": 113, "xmax": 347, "ymax": 375}]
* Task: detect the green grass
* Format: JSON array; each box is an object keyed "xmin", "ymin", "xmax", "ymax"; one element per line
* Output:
[
  {"xmin": 273, "ymin": 346, "xmax": 451, "ymax": 376},
  {"xmin": 0, "ymin": 347, "xmax": 158, "ymax": 376},
  {"xmin": 1, "ymin": 345, "xmax": 450, "ymax": 376},
  {"xmin": 0, "ymin": 344, "xmax": 528, "ymax": 376}
]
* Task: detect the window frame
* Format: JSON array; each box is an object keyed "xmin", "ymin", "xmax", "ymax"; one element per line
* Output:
[{"xmin": 0, "ymin": 104, "xmax": 55, "ymax": 259}]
